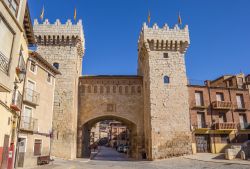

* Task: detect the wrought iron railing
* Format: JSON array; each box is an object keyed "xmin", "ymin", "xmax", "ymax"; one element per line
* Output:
[
  {"xmin": 20, "ymin": 116, "xmax": 38, "ymax": 132},
  {"xmin": 234, "ymin": 102, "xmax": 246, "ymax": 110},
  {"xmin": 192, "ymin": 122, "xmax": 211, "ymax": 129},
  {"xmin": 10, "ymin": 90, "xmax": 22, "ymax": 111},
  {"xmin": 3, "ymin": 0, "xmax": 18, "ymax": 16},
  {"xmin": 238, "ymin": 123, "xmax": 250, "ymax": 130},
  {"xmin": 190, "ymin": 101, "xmax": 207, "ymax": 109},
  {"xmin": 214, "ymin": 122, "xmax": 238, "ymax": 130},
  {"xmin": 23, "ymin": 88, "xmax": 40, "ymax": 106},
  {"xmin": 212, "ymin": 101, "xmax": 232, "ymax": 109},
  {"xmin": 0, "ymin": 51, "xmax": 10, "ymax": 74}
]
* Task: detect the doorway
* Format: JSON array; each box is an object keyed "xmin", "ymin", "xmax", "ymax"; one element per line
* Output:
[
  {"xmin": 0, "ymin": 135, "xmax": 9, "ymax": 169},
  {"xmin": 17, "ymin": 137, "xmax": 26, "ymax": 167},
  {"xmin": 195, "ymin": 134, "xmax": 210, "ymax": 153}
]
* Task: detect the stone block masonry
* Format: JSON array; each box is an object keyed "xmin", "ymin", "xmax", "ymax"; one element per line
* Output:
[
  {"xmin": 138, "ymin": 23, "xmax": 192, "ymax": 159},
  {"xmin": 33, "ymin": 18, "xmax": 193, "ymax": 160},
  {"xmin": 33, "ymin": 19, "xmax": 85, "ymax": 159}
]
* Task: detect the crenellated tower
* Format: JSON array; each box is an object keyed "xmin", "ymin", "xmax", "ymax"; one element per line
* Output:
[
  {"xmin": 138, "ymin": 23, "xmax": 192, "ymax": 159},
  {"xmin": 33, "ymin": 19, "xmax": 85, "ymax": 159}
]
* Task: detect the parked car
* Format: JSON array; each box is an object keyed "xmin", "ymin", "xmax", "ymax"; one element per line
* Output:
[
  {"xmin": 117, "ymin": 144, "xmax": 124, "ymax": 153},
  {"xmin": 123, "ymin": 146, "xmax": 129, "ymax": 153}
]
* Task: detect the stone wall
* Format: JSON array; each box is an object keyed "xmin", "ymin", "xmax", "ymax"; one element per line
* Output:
[
  {"xmin": 138, "ymin": 23, "xmax": 192, "ymax": 159},
  {"xmin": 33, "ymin": 19, "xmax": 85, "ymax": 159},
  {"xmin": 78, "ymin": 76, "xmax": 144, "ymax": 159}
]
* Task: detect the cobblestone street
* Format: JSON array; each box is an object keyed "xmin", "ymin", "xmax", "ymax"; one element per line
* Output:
[{"xmin": 27, "ymin": 147, "xmax": 250, "ymax": 169}]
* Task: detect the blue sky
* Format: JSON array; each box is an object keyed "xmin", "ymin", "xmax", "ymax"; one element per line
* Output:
[{"xmin": 29, "ymin": 0, "xmax": 250, "ymax": 81}]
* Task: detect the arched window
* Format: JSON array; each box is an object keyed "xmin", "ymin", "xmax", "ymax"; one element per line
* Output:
[
  {"xmin": 137, "ymin": 86, "xmax": 141, "ymax": 94},
  {"xmin": 94, "ymin": 86, "xmax": 97, "ymax": 93},
  {"xmin": 113, "ymin": 86, "xmax": 116, "ymax": 93},
  {"xmin": 87, "ymin": 86, "xmax": 91, "ymax": 93},
  {"xmin": 119, "ymin": 86, "xmax": 122, "ymax": 94},
  {"xmin": 53, "ymin": 62, "xmax": 59, "ymax": 69},
  {"xmin": 164, "ymin": 76, "xmax": 170, "ymax": 84}
]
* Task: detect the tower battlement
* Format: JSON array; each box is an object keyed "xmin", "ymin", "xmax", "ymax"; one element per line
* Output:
[
  {"xmin": 138, "ymin": 23, "xmax": 190, "ymax": 53},
  {"xmin": 33, "ymin": 19, "xmax": 85, "ymax": 56}
]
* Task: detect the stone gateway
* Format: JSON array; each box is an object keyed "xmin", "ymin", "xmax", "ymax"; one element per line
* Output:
[{"xmin": 33, "ymin": 19, "xmax": 192, "ymax": 160}]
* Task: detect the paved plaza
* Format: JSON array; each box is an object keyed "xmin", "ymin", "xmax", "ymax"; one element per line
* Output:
[{"xmin": 25, "ymin": 147, "xmax": 250, "ymax": 169}]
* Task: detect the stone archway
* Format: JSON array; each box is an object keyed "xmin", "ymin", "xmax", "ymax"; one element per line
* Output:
[
  {"xmin": 77, "ymin": 76, "xmax": 144, "ymax": 159},
  {"xmin": 78, "ymin": 115, "xmax": 138, "ymax": 158}
]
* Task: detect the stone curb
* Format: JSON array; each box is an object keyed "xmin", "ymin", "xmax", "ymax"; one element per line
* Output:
[{"xmin": 183, "ymin": 156, "xmax": 250, "ymax": 166}]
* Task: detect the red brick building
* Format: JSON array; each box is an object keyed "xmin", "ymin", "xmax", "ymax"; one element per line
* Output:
[{"xmin": 188, "ymin": 74, "xmax": 250, "ymax": 154}]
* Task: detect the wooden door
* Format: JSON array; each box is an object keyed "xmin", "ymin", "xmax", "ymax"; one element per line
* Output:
[
  {"xmin": 195, "ymin": 135, "xmax": 210, "ymax": 153},
  {"xmin": 17, "ymin": 138, "xmax": 26, "ymax": 167}
]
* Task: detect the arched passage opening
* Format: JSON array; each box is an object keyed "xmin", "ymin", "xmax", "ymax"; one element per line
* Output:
[{"xmin": 77, "ymin": 115, "xmax": 138, "ymax": 160}]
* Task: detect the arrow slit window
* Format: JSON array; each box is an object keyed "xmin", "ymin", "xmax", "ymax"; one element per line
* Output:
[{"xmin": 164, "ymin": 76, "xmax": 170, "ymax": 84}]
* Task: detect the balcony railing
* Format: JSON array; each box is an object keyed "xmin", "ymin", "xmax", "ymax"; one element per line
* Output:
[
  {"xmin": 10, "ymin": 90, "xmax": 22, "ymax": 111},
  {"xmin": 20, "ymin": 116, "xmax": 38, "ymax": 132},
  {"xmin": 238, "ymin": 123, "xmax": 250, "ymax": 130},
  {"xmin": 214, "ymin": 122, "xmax": 238, "ymax": 130},
  {"xmin": 23, "ymin": 88, "xmax": 40, "ymax": 106},
  {"xmin": 190, "ymin": 101, "xmax": 207, "ymax": 109},
  {"xmin": 3, "ymin": 0, "xmax": 19, "ymax": 17},
  {"xmin": 0, "ymin": 51, "xmax": 10, "ymax": 74},
  {"xmin": 192, "ymin": 122, "xmax": 211, "ymax": 129},
  {"xmin": 234, "ymin": 103, "xmax": 247, "ymax": 110},
  {"xmin": 16, "ymin": 54, "xmax": 26, "ymax": 82},
  {"xmin": 212, "ymin": 101, "xmax": 232, "ymax": 110}
]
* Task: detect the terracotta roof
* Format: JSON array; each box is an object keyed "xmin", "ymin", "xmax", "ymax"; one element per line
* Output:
[
  {"xmin": 23, "ymin": 3, "xmax": 35, "ymax": 45},
  {"xmin": 29, "ymin": 51, "xmax": 61, "ymax": 75}
]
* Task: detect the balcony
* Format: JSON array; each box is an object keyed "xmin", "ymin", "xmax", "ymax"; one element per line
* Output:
[
  {"xmin": 20, "ymin": 116, "xmax": 38, "ymax": 132},
  {"xmin": 190, "ymin": 101, "xmax": 207, "ymax": 109},
  {"xmin": 238, "ymin": 123, "xmax": 250, "ymax": 130},
  {"xmin": 0, "ymin": 51, "xmax": 9, "ymax": 75},
  {"xmin": 16, "ymin": 54, "xmax": 26, "ymax": 82},
  {"xmin": 214, "ymin": 122, "xmax": 238, "ymax": 130},
  {"xmin": 192, "ymin": 122, "xmax": 211, "ymax": 130},
  {"xmin": 10, "ymin": 90, "xmax": 22, "ymax": 111},
  {"xmin": 234, "ymin": 103, "xmax": 247, "ymax": 111},
  {"xmin": 212, "ymin": 101, "xmax": 232, "ymax": 110},
  {"xmin": 23, "ymin": 88, "xmax": 40, "ymax": 106}
]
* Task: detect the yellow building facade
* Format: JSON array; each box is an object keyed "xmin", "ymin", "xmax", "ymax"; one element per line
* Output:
[{"xmin": 0, "ymin": 0, "xmax": 34, "ymax": 168}]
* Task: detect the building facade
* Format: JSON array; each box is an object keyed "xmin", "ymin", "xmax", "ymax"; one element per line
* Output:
[
  {"xmin": 109, "ymin": 121, "xmax": 128, "ymax": 148},
  {"xmin": 189, "ymin": 74, "xmax": 250, "ymax": 154},
  {"xmin": 16, "ymin": 52, "xmax": 60, "ymax": 168},
  {"xmin": 0, "ymin": 0, "xmax": 35, "ymax": 168}
]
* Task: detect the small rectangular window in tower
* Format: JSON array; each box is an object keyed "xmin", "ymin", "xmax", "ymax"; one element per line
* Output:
[
  {"xmin": 163, "ymin": 53, "xmax": 169, "ymax": 58},
  {"xmin": 164, "ymin": 76, "xmax": 170, "ymax": 84}
]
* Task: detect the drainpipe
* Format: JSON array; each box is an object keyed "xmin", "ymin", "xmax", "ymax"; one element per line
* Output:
[
  {"xmin": 206, "ymin": 81, "xmax": 216, "ymax": 153},
  {"xmin": 228, "ymin": 88, "xmax": 235, "ymax": 123},
  {"xmin": 228, "ymin": 87, "xmax": 237, "ymax": 144},
  {"xmin": 14, "ymin": 56, "xmax": 29, "ymax": 168}
]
